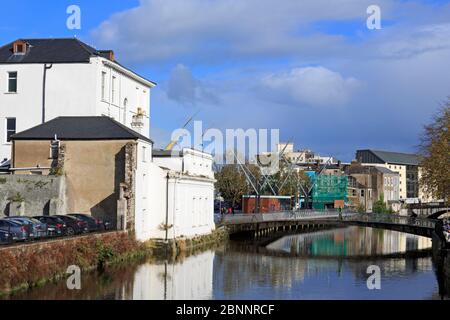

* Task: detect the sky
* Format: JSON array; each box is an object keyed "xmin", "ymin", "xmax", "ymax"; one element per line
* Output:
[{"xmin": 1, "ymin": 0, "xmax": 449, "ymax": 161}]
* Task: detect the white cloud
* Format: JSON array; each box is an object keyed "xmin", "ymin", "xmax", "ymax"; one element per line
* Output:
[
  {"xmin": 91, "ymin": 0, "xmax": 388, "ymax": 63},
  {"xmin": 260, "ymin": 66, "xmax": 360, "ymax": 107},
  {"xmin": 374, "ymin": 23, "xmax": 450, "ymax": 59}
]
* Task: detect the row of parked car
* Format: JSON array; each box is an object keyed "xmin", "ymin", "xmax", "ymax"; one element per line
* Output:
[{"xmin": 0, "ymin": 214, "xmax": 112, "ymax": 245}]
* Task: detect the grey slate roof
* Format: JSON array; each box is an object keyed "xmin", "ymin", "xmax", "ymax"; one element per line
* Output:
[
  {"xmin": 0, "ymin": 38, "xmax": 156, "ymax": 85},
  {"xmin": 370, "ymin": 150, "xmax": 420, "ymax": 166},
  {"xmin": 11, "ymin": 116, "xmax": 153, "ymax": 143},
  {"xmin": 373, "ymin": 166, "xmax": 398, "ymax": 175},
  {"xmin": 0, "ymin": 38, "xmax": 100, "ymax": 64},
  {"xmin": 357, "ymin": 149, "xmax": 420, "ymax": 166},
  {"xmin": 153, "ymin": 149, "xmax": 182, "ymax": 157}
]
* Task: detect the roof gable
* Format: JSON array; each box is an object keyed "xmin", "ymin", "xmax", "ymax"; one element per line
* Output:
[{"xmin": 11, "ymin": 116, "xmax": 153, "ymax": 143}]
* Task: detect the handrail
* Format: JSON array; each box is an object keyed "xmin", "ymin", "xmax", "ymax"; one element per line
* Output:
[{"xmin": 222, "ymin": 211, "xmax": 437, "ymax": 229}]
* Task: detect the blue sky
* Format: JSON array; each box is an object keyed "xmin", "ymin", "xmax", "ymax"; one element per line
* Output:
[{"xmin": 1, "ymin": 0, "xmax": 450, "ymax": 161}]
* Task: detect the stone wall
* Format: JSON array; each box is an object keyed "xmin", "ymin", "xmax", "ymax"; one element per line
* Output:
[
  {"xmin": 0, "ymin": 174, "xmax": 66, "ymax": 218},
  {"xmin": 124, "ymin": 142, "xmax": 137, "ymax": 233}
]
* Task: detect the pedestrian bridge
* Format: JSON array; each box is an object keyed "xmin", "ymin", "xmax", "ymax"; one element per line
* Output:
[{"xmin": 221, "ymin": 211, "xmax": 437, "ymax": 238}]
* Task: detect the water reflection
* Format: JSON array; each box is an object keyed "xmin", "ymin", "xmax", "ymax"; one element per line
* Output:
[
  {"xmin": 4, "ymin": 227, "xmax": 449, "ymax": 300},
  {"xmin": 265, "ymin": 227, "xmax": 432, "ymax": 257},
  {"xmin": 131, "ymin": 250, "xmax": 214, "ymax": 300}
]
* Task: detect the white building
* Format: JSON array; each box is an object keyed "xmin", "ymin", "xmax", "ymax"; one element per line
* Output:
[
  {"xmin": 135, "ymin": 148, "xmax": 216, "ymax": 241},
  {"xmin": 356, "ymin": 149, "xmax": 423, "ymax": 201},
  {"xmin": 0, "ymin": 38, "xmax": 156, "ymax": 162},
  {"xmin": 1, "ymin": 37, "xmax": 215, "ymax": 242},
  {"xmin": 276, "ymin": 142, "xmax": 338, "ymax": 165}
]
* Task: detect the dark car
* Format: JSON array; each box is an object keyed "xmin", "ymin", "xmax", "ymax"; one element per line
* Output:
[
  {"xmin": 54, "ymin": 215, "xmax": 88, "ymax": 236},
  {"xmin": 34, "ymin": 216, "xmax": 67, "ymax": 237},
  {"xmin": 68, "ymin": 214, "xmax": 110, "ymax": 232},
  {"xmin": 0, "ymin": 219, "xmax": 29, "ymax": 241},
  {"xmin": 0, "ymin": 229, "xmax": 13, "ymax": 245},
  {"xmin": 5, "ymin": 217, "xmax": 48, "ymax": 239}
]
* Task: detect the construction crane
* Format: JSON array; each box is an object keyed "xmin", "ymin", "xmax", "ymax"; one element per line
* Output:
[{"xmin": 164, "ymin": 110, "xmax": 200, "ymax": 151}]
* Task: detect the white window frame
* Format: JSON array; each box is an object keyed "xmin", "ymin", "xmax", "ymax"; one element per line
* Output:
[
  {"xmin": 101, "ymin": 71, "xmax": 107, "ymax": 101},
  {"xmin": 112, "ymin": 75, "xmax": 117, "ymax": 105},
  {"xmin": 142, "ymin": 145, "xmax": 147, "ymax": 163},
  {"xmin": 7, "ymin": 71, "xmax": 18, "ymax": 93},
  {"xmin": 5, "ymin": 117, "xmax": 16, "ymax": 144}
]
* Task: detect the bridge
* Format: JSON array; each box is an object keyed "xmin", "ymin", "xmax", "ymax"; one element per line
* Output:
[
  {"xmin": 408, "ymin": 203, "xmax": 450, "ymax": 219},
  {"xmin": 221, "ymin": 211, "xmax": 438, "ymax": 238}
]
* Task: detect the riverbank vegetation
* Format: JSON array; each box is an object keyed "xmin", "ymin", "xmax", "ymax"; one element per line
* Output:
[{"xmin": 0, "ymin": 228, "xmax": 229, "ymax": 297}]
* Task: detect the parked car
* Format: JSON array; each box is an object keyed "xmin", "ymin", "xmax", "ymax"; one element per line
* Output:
[
  {"xmin": 54, "ymin": 215, "xmax": 88, "ymax": 236},
  {"xmin": 0, "ymin": 219, "xmax": 29, "ymax": 241},
  {"xmin": 68, "ymin": 214, "xmax": 110, "ymax": 232},
  {"xmin": 34, "ymin": 216, "xmax": 67, "ymax": 237},
  {"xmin": 5, "ymin": 217, "xmax": 48, "ymax": 239},
  {"xmin": 0, "ymin": 229, "xmax": 13, "ymax": 245}
]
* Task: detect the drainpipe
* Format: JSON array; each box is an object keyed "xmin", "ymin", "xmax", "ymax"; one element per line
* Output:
[
  {"xmin": 42, "ymin": 64, "xmax": 53, "ymax": 124},
  {"xmin": 165, "ymin": 172, "xmax": 170, "ymax": 241}
]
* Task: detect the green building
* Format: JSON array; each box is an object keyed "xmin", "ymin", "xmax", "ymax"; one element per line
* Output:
[{"xmin": 311, "ymin": 175, "xmax": 348, "ymax": 210}]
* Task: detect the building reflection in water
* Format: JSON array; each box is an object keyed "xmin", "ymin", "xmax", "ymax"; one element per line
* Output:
[
  {"xmin": 5, "ymin": 227, "xmax": 446, "ymax": 300},
  {"xmin": 266, "ymin": 226, "xmax": 432, "ymax": 257},
  {"xmin": 213, "ymin": 227, "xmax": 436, "ymax": 299},
  {"xmin": 130, "ymin": 250, "xmax": 215, "ymax": 300},
  {"xmin": 5, "ymin": 250, "xmax": 215, "ymax": 300}
]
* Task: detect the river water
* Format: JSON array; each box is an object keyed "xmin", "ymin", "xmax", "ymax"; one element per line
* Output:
[{"xmin": 6, "ymin": 226, "xmax": 450, "ymax": 300}]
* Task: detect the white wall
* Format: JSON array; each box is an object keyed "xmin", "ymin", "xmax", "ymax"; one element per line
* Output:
[
  {"xmin": 95, "ymin": 58, "xmax": 151, "ymax": 137},
  {"xmin": 182, "ymin": 149, "xmax": 214, "ymax": 179},
  {"xmin": 0, "ymin": 57, "xmax": 153, "ymax": 161},
  {"xmin": 136, "ymin": 148, "xmax": 216, "ymax": 241},
  {"xmin": 167, "ymin": 176, "xmax": 215, "ymax": 238}
]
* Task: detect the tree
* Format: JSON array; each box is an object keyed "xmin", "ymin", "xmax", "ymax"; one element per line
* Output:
[
  {"xmin": 215, "ymin": 164, "xmax": 261, "ymax": 208},
  {"xmin": 418, "ymin": 101, "xmax": 450, "ymax": 205},
  {"xmin": 373, "ymin": 194, "xmax": 392, "ymax": 214}
]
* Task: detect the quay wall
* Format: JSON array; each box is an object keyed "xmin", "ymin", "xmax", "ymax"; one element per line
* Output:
[
  {"xmin": 0, "ymin": 175, "xmax": 66, "ymax": 218},
  {"xmin": 0, "ymin": 228, "xmax": 228, "ymax": 296},
  {"xmin": 0, "ymin": 231, "xmax": 145, "ymax": 295}
]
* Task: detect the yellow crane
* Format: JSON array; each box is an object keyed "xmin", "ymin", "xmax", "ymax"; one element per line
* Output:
[{"xmin": 164, "ymin": 110, "xmax": 200, "ymax": 151}]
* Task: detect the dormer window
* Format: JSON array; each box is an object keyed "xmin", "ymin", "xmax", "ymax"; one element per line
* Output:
[{"xmin": 13, "ymin": 40, "xmax": 28, "ymax": 55}]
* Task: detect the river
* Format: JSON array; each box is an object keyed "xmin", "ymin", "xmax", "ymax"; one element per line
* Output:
[{"xmin": 5, "ymin": 226, "xmax": 449, "ymax": 300}]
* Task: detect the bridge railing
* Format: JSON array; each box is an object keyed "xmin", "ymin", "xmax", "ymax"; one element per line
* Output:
[
  {"xmin": 343, "ymin": 213, "xmax": 437, "ymax": 229},
  {"xmin": 221, "ymin": 210, "xmax": 356, "ymax": 225},
  {"xmin": 221, "ymin": 211, "xmax": 437, "ymax": 229}
]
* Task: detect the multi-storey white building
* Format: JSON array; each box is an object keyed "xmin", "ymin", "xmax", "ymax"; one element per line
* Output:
[
  {"xmin": 356, "ymin": 149, "xmax": 423, "ymax": 201},
  {"xmin": 0, "ymin": 38, "xmax": 156, "ymax": 162}
]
